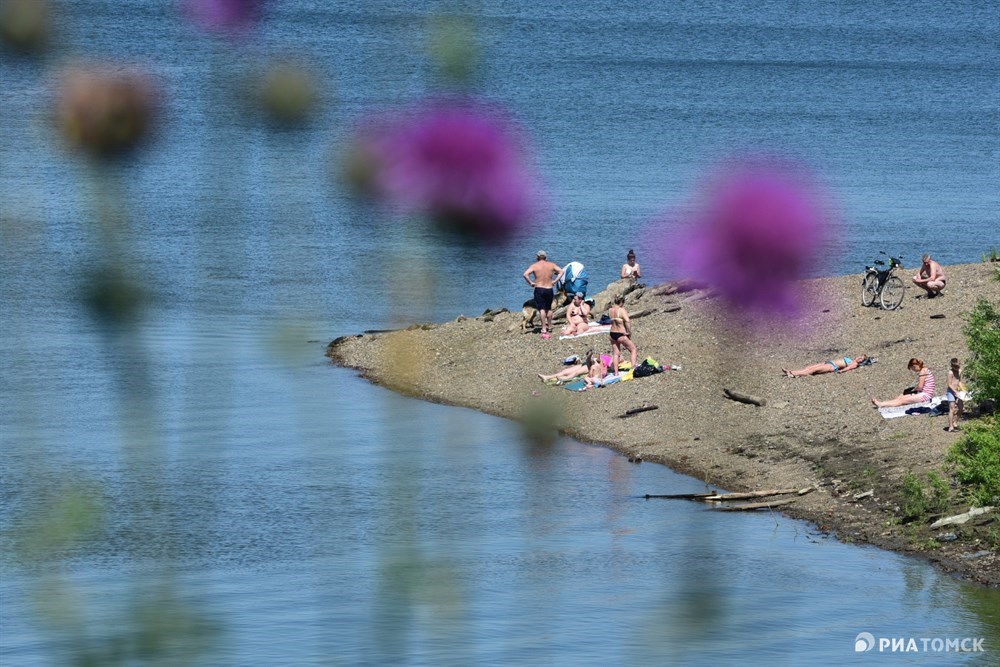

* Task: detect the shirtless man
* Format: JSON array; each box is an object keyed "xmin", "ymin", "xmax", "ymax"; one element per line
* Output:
[
  {"xmin": 523, "ymin": 250, "xmax": 564, "ymax": 338},
  {"xmin": 561, "ymin": 292, "xmax": 591, "ymax": 336},
  {"xmin": 912, "ymin": 253, "xmax": 946, "ymax": 298}
]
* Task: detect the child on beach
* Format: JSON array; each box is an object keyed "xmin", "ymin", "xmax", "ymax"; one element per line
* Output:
[
  {"xmin": 946, "ymin": 357, "xmax": 966, "ymax": 432},
  {"xmin": 583, "ymin": 351, "xmax": 610, "ymax": 389}
]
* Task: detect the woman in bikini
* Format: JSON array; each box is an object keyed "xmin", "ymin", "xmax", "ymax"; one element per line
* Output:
[
  {"xmin": 538, "ymin": 349, "xmax": 593, "ymax": 384},
  {"xmin": 560, "ymin": 292, "xmax": 591, "ymax": 336},
  {"xmin": 872, "ymin": 358, "xmax": 936, "ymax": 408},
  {"xmin": 620, "ymin": 249, "xmax": 641, "ymax": 282},
  {"xmin": 782, "ymin": 354, "xmax": 869, "ymax": 377},
  {"xmin": 608, "ymin": 294, "xmax": 637, "ymax": 374}
]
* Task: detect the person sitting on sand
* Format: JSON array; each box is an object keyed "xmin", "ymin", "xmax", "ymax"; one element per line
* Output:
[
  {"xmin": 621, "ymin": 249, "xmax": 641, "ymax": 283},
  {"xmin": 608, "ymin": 294, "xmax": 637, "ymax": 374},
  {"xmin": 912, "ymin": 253, "xmax": 946, "ymax": 298},
  {"xmin": 561, "ymin": 292, "xmax": 591, "ymax": 336},
  {"xmin": 872, "ymin": 358, "xmax": 936, "ymax": 408},
  {"xmin": 583, "ymin": 351, "xmax": 611, "ymax": 389},
  {"xmin": 538, "ymin": 350, "xmax": 592, "ymax": 384},
  {"xmin": 946, "ymin": 357, "xmax": 966, "ymax": 432},
  {"xmin": 783, "ymin": 354, "xmax": 870, "ymax": 377}
]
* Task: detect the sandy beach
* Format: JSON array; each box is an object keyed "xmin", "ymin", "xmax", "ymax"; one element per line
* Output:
[{"xmin": 328, "ymin": 262, "xmax": 999, "ymax": 587}]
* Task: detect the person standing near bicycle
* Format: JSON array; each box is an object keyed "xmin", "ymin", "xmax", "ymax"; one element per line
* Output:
[{"xmin": 912, "ymin": 253, "xmax": 946, "ymax": 298}]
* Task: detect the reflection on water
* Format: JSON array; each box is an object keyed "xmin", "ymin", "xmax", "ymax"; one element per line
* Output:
[
  {"xmin": 2, "ymin": 0, "xmax": 998, "ymax": 663},
  {"xmin": 3, "ymin": 326, "xmax": 997, "ymax": 664}
]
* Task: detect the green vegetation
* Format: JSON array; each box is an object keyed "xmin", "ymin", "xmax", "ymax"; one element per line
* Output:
[
  {"xmin": 962, "ymin": 299, "xmax": 1000, "ymax": 403},
  {"xmin": 901, "ymin": 471, "xmax": 951, "ymax": 521},
  {"xmin": 983, "ymin": 247, "xmax": 1000, "ymax": 263},
  {"xmin": 947, "ymin": 417, "xmax": 1000, "ymax": 507}
]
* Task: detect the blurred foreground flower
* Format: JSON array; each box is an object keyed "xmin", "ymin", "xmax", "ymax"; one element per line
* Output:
[
  {"xmin": 254, "ymin": 59, "xmax": 321, "ymax": 128},
  {"xmin": 428, "ymin": 16, "xmax": 479, "ymax": 86},
  {"xmin": 55, "ymin": 65, "xmax": 159, "ymax": 159},
  {"xmin": 667, "ymin": 160, "xmax": 833, "ymax": 320},
  {"xmin": 0, "ymin": 0, "xmax": 52, "ymax": 54},
  {"xmin": 344, "ymin": 101, "xmax": 544, "ymax": 243},
  {"xmin": 181, "ymin": 0, "xmax": 264, "ymax": 35},
  {"xmin": 82, "ymin": 266, "xmax": 147, "ymax": 326}
]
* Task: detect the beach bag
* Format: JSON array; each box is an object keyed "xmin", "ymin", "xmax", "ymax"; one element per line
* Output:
[
  {"xmin": 632, "ymin": 358, "xmax": 663, "ymax": 378},
  {"xmin": 598, "ymin": 314, "xmax": 612, "ymax": 325}
]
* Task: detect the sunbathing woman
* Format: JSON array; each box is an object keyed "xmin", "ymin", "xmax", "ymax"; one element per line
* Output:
[
  {"xmin": 538, "ymin": 350, "xmax": 592, "ymax": 384},
  {"xmin": 560, "ymin": 292, "xmax": 591, "ymax": 336},
  {"xmin": 608, "ymin": 294, "xmax": 637, "ymax": 374},
  {"xmin": 872, "ymin": 358, "xmax": 936, "ymax": 408},
  {"xmin": 783, "ymin": 354, "xmax": 869, "ymax": 377}
]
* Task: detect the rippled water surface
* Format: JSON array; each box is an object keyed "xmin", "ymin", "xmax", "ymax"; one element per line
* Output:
[{"xmin": 2, "ymin": 0, "xmax": 998, "ymax": 664}]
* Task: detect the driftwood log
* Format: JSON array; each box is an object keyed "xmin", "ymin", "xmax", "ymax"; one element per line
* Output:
[
  {"xmin": 618, "ymin": 405, "xmax": 659, "ymax": 418},
  {"xmin": 645, "ymin": 487, "xmax": 813, "ymax": 501},
  {"xmin": 717, "ymin": 498, "xmax": 798, "ymax": 511},
  {"xmin": 929, "ymin": 506, "xmax": 995, "ymax": 529},
  {"xmin": 723, "ymin": 388, "xmax": 767, "ymax": 407},
  {"xmin": 703, "ymin": 488, "xmax": 813, "ymax": 502}
]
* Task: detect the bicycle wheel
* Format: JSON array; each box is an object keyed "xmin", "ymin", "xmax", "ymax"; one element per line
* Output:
[
  {"xmin": 861, "ymin": 274, "xmax": 878, "ymax": 307},
  {"xmin": 880, "ymin": 276, "xmax": 905, "ymax": 310}
]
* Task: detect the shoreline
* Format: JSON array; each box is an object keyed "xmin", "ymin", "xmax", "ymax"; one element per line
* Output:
[{"xmin": 328, "ymin": 262, "xmax": 998, "ymax": 587}]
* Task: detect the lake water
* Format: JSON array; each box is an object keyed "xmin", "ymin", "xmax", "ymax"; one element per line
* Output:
[{"xmin": 1, "ymin": 1, "xmax": 998, "ymax": 665}]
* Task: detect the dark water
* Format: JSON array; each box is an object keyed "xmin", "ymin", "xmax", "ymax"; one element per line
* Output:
[{"xmin": 1, "ymin": 1, "xmax": 998, "ymax": 664}]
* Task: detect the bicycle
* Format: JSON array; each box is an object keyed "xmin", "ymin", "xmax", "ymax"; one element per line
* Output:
[{"xmin": 862, "ymin": 251, "xmax": 905, "ymax": 310}]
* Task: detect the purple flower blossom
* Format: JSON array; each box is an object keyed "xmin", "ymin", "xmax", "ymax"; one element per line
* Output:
[
  {"xmin": 348, "ymin": 101, "xmax": 544, "ymax": 242},
  {"xmin": 669, "ymin": 160, "xmax": 834, "ymax": 320},
  {"xmin": 55, "ymin": 65, "xmax": 159, "ymax": 159},
  {"xmin": 181, "ymin": 0, "xmax": 263, "ymax": 35}
]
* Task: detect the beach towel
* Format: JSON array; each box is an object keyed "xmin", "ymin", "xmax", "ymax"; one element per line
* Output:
[
  {"xmin": 561, "ymin": 373, "xmax": 623, "ymax": 391},
  {"xmin": 879, "ymin": 396, "xmax": 946, "ymax": 419},
  {"xmin": 558, "ymin": 324, "xmax": 611, "ymax": 340}
]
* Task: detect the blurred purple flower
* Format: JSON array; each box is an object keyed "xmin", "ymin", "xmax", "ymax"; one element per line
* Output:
[
  {"xmin": 181, "ymin": 0, "xmax": 263, "ymax": 35},
  {"xmin": 671, "ymin": 160, "xmax": 833, "ymax": 319},
  {"xmin": 55, "ymin": 64, "xmax": 159, "ymax": 159},
  {"xmin": 347, "ymin": 101, "xmax": 544, "ymax": 242}
]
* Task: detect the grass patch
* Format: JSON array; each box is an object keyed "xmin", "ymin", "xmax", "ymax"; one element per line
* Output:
[
  {"xmin": 963, "ymin": 299, "xmax": 1000, "ymax": 404},
  {"xmin": 947, "ymin": 417, "xmax": 1000, "ymax": 506},
  {"xmin": 901, "ymin": 471, "xmax": 951, "ymax": 521}
]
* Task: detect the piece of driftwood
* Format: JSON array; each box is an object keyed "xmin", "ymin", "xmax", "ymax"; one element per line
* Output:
[
  {"xmin": 723, "ymin": 388, "xmax": 767, "ymax": 407},
  {"xmin": 646, "ymin": 486, "xmax": 813, "ymax": 501},
  {"xmin": 661, "ymin": 304, "xmax": 682, "ymax": 314},
  {"xmin": 644, "ymin": 492, "xmax": 720, "ymax": 500},
  {"xmin": 929, "ymin": 506, "xmax": 995, "ymax": 529},
  {"xmin": 852, "ymin": 490, "xmax": 874, "ymax": 501},
  {"xmin": 703, "ymin": 488, "xmax": 802, "ymax": 502},
  {"xmin": 618, "ymin": 405, "xmax": 659, "ymax": 418},
  {"xmin": 630, "ymin": 309, "xmax": 654, "ymax": 319},
  {"xmin": 717, "ymin": 498, "xmax": 797, "ymax": 511}
]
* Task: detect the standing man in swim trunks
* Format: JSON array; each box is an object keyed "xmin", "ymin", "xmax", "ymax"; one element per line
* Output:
[
  {"xmin": 912, "ymin": 253, "xmax": 946, "ymax": 298},
  {"xmin": 523, "ymin": 250, "xmax": 564, "ymax": 339}
]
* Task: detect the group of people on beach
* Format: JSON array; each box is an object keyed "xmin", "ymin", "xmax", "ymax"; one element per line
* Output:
[
  {"xmin": 524, "ymin": 249, "xmax": 641, "ymax": 383},
  {"xmin": 525, "ymin": 248, "xmax": 966, "ymax": 429},
  {"xmin": 780, "ymin": 253, "xmax": 965, "ymax": 431}
]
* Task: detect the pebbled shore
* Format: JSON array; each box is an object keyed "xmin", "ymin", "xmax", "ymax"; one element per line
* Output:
[{"xmin": 328, "ymin": 262, "xmax": 999, "ymax": 587}]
